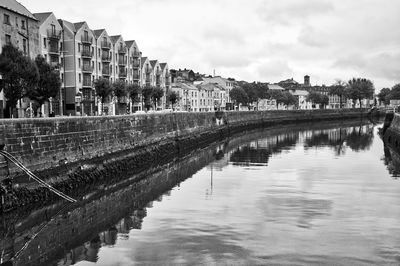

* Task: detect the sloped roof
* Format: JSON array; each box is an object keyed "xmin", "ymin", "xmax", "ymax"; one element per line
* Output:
[
  {"xmin": 150, "ymin": 60, "xmax": 158, "ymax": 68},
  {"xmin": 160, "ymin": 63, "xmax": 167, "ymax": 70},
  {"xmin": 268, "ymin": 84, "xmax": 285, "ymax": 90},
  {"xmin": 110, "ymin": 35, "xmax": 121, "ymax": 44},
  {"xmin": 141, "ymin": 57, "xmax": 148, "ymax": 68},
  {"xmin": 175, "ymin": 82, "xmax": 198, "ymax": 91},
  {"xmin": 73, "ymin": 22, "xmax": 86, "ymax": 31},
  {"xmin": 93, "ymin": 29, "xmax": 105, "ymax": 38},
  {"xmin": 58, "ymin": 19, "xmax": 75, "ymax": 32},
  {"xmin": 33, "ymin": 12, "xmax": 52, "ymax": 25},
  {"xmin": 0, "ymin": 0, "xmax": 37, "ymax": 20},
  {"xmin": 125, "ymin": 40, "xmax": 136, "ymax": 48},
  {"xmin": 289, "ymin": 89, "xmax": 309, "ymax": 96}
]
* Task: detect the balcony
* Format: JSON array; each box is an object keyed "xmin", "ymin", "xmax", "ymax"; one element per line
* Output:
[
  {"xmin": 82, "ymin": 79, "xmax": 92, "ymax": 88},
  {"xmin": 119, "ymin": 69, "xmax": 127, "ymax": 78},
  {"xmin": 118, "ymin": 58, "xmax": 127, "ymax": 66},
  {"xmin": 81, "ymin": 49, "xmax": 92, "ymax": 58},
  {"xmin": 81, "ymin": 36, "xmax": 93, "ymax": 44},
  {"xmin": 47, "ymin": 29, "xmax": 61, "ymax": 40},
  {"xmin": 132, "ymin": 51, "xmax": 140, "ymax": 57},
  {"xmin": 82, "ymin": 65, "xmax": 93, "ymax": 73},
  {"xmin": 145, "ymin": 68, "xmax": 152, "ymax": 74},
  {"xmin": 101, "ymin": 41, "xmax": 111, "ymax": 50},
  {"xmin": 102, "ymin": 68, "xmax": 111, "ymax": 76},
  {"xmin": 101, "ymin": 55, "xmax": 111, "ymax": 62},
  {"xmin": 50, "ymin": 61, "xmax": 60, "ymax": 69},
  {"xmin": 118, "ymin": 47, "xmax": 126, "ymax": 54},
  {"xmin": 166, "ymin": 79, "xmax": 171, "ymax": 86},
  {"xmin": 48, "ymin": 45, "xmax": 59, "ymax": 55},
  {"xmin": 132, "ymin": 60, "xmax": 140, "ymax": 68},
  {"xmin": 133, "ymin": 73, "xmax": 140, "ymax": 80}
]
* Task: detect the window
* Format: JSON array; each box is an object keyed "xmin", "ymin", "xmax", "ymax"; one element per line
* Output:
[
  {"xmin": 60, "ymin": 42, "xmax": 63, "ymax": 51},
  {"xmin": 15, "ymin": 17, "xmax": 18, "ymax": 27},
  {"xmin": 5, "ymin": 34, "xmax": 11, "ymax": 45},
  {"xmin": 79, "ymin": 74, "xmax": 81, "ymax": 83},
  {"xmin": 61, "ymin": 73, "xmax": 64, "ymax": 82},
  {"xmin": 21, "ymin": 20, "xmax": 25, "ymax": 29},
  {"xmin": 78, "ymin": 58, "xmax": 81, "ymax": 67},
  {"xmin": 98, "ymin": 48, "xmax": 100, "ymax": 57},
  {"xmin": 22, "ymin": 39, "xmax": 27, "ymax": 54},
  {"xmin": 43, "ymin": 37, "xmax": 47, "ymax": 48},
  {"xmin": 78, "ymin": 43, "xmax": 81, "ymax": 52},
  {"xmin": 61, "ymin": 58, "xmax": 64, "ymax": 66},
  {"xmin": 3, "ymin": 14, "xmax": 10, "ymax": 25}
]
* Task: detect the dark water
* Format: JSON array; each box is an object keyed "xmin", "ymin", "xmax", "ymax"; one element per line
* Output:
[{"xmin": 2, "ymin": 119, "xmax": 400, "ymax": 265}]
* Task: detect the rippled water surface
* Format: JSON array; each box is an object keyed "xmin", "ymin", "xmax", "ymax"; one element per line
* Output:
[{"xmin": 4, "ymin": 120, "xmax": 400, "ymax": 265}]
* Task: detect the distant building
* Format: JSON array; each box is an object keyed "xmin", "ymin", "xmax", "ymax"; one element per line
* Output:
[{"xmin": 202, "ymin": 76, "xmax": 235, "ymax": 110}]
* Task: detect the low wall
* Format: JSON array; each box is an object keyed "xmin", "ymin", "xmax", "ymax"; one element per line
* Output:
[
  {"xmin": 383, "ymin": 113, "xmax": 400, "ymax": 151},
  {"xmin": 0, "ymin": 109, "xmax": 367, "ymax": 177}
]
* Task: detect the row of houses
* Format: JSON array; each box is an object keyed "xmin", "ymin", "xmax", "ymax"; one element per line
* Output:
[{"xmin": 0, "ymin": 0, "xmax": 171, "ymax": 118}]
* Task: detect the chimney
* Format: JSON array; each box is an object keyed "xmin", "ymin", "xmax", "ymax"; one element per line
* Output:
[{"xmin": 304, "ymin": 75, "xmax": 310, "ymax": 86}]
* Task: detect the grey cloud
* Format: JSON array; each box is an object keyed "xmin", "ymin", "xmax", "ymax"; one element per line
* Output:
[
  {"xmin": 258, "ymin": 0, "xmax": 335, "ymax": 25},
  {"xmin": 203, "ymin": 25, "xmax": 246, "ymax": 46},
  {"xmin": 297, "ymin": 26, "xmax": 329, "ymax": 48},
  {"xmin": 257, "ymin": 59, "xmax": 294, "ymax": 81}
]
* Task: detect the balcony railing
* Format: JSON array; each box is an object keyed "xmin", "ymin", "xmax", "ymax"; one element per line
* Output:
[
  {"xmin": 119, "ymin": 69, "xmax": 127, "ymax": 78},
  {"xmin": 81, "ymin": 36, "xmax": 93, "ymax": 44},
  {"xmin": 132, "ymin": 60, "xmax": 140, "ymax": 67},
  {"xmin": 101, "ymin": 55, "xmax": 111, "ymax": 62},
  {"xmin": 50, "ymin": 61, "xmax": 60, "ymax": 69},
  {"xmin": 101, "ymin": 41, "xmax": 111, "ymax": 50},
  {"xmin": 82, "ymin": 79, "xmax": 92, "ymax": 87},
  {"xmin": 102, "ymin": 68, "xmax": 111, "ymax": 76},
  {"xmin": 145, "ymin": 68, "xmax": 151, "ymax": 74},
  {"xmin": 133, "ymin": 73, "xmax": 140, "ymax": 80},
  {"xmin": 118, "ymin": 47, "xmax": 126, "ymax": 54},
  {"xmin": 47, "ymin": 29, "xmax": 61, "ymax": 39},
  {"xmin": 132, "ymin": 51, "xmax": 140, "ymax": 57},
  {"xmin": 48, "ymin": 45, "xmax": 59, "ymax": 54},
  {"xmin": 166, "ymin": 80, "xmax": 171, "ymax": 85},
  {"xmin": 118, "ymin": 58, "xmax": 127, "ymax": 66},
  {"xmin": 81, "ymin": 49, "xmax": 92, "ymax": 58},
  {"xmin": 82, "ymin": 65, "xmax": 93, "ymax": 73}
]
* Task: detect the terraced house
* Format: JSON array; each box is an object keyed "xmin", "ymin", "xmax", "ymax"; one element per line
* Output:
[{"xmin": 33, "ymin": 12, "xmax": 63, "ymax": 115}]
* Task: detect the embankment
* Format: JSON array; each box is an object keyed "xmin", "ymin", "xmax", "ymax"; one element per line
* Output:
[{"xmin": 0, "ymin": 109, "xmax": 368, "ymax": 211}]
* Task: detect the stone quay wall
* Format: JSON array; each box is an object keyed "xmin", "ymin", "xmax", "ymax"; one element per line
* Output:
[{"xmin": 0, "ymin": 109, "xmax": 367, "ymax": 177}]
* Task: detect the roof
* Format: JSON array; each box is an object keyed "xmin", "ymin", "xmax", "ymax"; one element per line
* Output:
[
  {"xmin": 141, "ymin": 57, "xmax": 148, "ymax": 68},
  {"xmin": 33, "ymin": 12, "xmax": 52, "ymax": 25},
  {"xmin": 58, "ymin": 19, "xmax": 75, "ymax": 32},
  {"xmin": 0, "ymin": 0, "xmax": 37, "ymax": 20},
  {"xmin": 93, "ymin": 29, "xmax": 105, "ymax": 38},
  {"xmin": 110, "ymin": 35, "xmax": 121, "ymax": 44},
  {"xmin": 268, "ymin": 84, "xmax": 285, "ymax": 90},
  {"xmin": 160, "ymin": 63, "xmax": 167, "ymax": 70},
  {"xmin": 125, "ymin": 40, "xmax": 136, "ymax": 48},
  {"xmin": 289, "ymin": 89, "xmax": 309, "ymax": 96},
  {"xmin": 73, "ymin": 22, "xmax": 86, "ymax": 31},
  {"xmin": 150, "ymin": 60, "xmax": 158, "ymax": 68},
  {"xmin": 174, "ymin": 82, "xmax": 198, "ymax": 91}
]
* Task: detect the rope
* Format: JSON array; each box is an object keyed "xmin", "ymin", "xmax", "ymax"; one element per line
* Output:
[{"xmin": 0, "ymin": 151, "xmax": 76, "ymax": 203}]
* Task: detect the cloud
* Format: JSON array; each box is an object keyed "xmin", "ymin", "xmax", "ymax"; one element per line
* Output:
[
  {"xmin": 257, "ymin": 59, "xmax": 294, "ymax": 81},
  {"xmin": 258, "ymin": 0, "xmax": 335, "ymax": 26}
]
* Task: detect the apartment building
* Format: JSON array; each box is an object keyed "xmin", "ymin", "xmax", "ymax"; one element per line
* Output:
[
  {"xmin": 202, "ymin": 76, "xmax": 234, "ymax": 110},
  {"xmin": 171, "ymin": 82, "xmax": 199, "ymax": 111},
  {"xmin": 93, "ymin": 29, "xmax": 112, "ymax": 81},
  {"xmin": 150, "ymin": 60, "xmax": 161, "ymax": 88},
  {"xmin": 0, "ymin": 0, "xmax": 40, "ymax": 118},
  {"xmin": 125, "ymin": 40, "xmax": 141, "ymax": 85},
  {"xmin": 58, "ymin": 20, "xmax": 96, "ymax": 116},
  {"xmin": 160, "ymin": 63, "xmax": 170, "ymax": 109},
  {"xmin": 33, "ymin": 12, "xmax": 63, "ymax": 115},
  {"xmin": 110, "ymin": 35, "xmax": 127, "ymax": 83},
  {"xmin": 140, "ymin": 57, "xmax": 151, "ymax": 87}
]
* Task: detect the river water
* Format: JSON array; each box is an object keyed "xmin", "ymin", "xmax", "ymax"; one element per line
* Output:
[{"xmin": 3, "ymin": 119, "xmax": 400, "ymax": 265}]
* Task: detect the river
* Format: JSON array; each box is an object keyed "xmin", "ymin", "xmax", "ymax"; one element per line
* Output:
[{"xmin": 2, "ymin": 119, "xmax": 400, "ymax": 266}]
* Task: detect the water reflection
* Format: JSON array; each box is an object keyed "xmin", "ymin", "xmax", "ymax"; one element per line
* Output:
[{"xmin": 2, "ymin": 119, "xmax": 400, "ymax": 266}]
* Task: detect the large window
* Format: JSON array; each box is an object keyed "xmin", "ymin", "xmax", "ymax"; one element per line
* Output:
[
  {"xmin": 3, "ymin": 14, "xmax": 10, "ymax": 25},
  {"xmin": 5, "ymin": 34, "xmax": 11, "ymax": 45}
]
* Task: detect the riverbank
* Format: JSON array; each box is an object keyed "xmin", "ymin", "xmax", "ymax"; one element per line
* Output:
[{"xmin": 0, "ymin": 109, "xmax": 370, "ymax": 212}]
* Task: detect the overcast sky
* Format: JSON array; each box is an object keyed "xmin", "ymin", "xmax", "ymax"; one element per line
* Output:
[{"xmin": 20, "ymin": 0, "xmax": 400, "ymax": 90}]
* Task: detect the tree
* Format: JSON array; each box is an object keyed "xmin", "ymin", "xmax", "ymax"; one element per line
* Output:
[
  {"xmin": 151, "ymin": 86, "xmax": 164, "ymax": 110},
  {"xmin": 113, "ymin": 80, "xmax": 127, "ymax": 101},
  {"xmin": 346, "ymin": 78, "xmax": 374, "ymax": 109},
  {"xmin": 94, "ymin": 78, "xmax": 112, "ymax": 115},
  {"xmin": 127, "ymin": 83, "xmax": 142, "ymax": 111},
  {"xmin": 377, "ymin": 88, "xmax": 391, "ymax": 106},
  {"xmin": 267, "ymin": 90, "xmax": 296, "ymax": 109},
  {"xmin": 229, "ymin": 87, "xmax": 249, "ymax": 108},
  {"xmin": 307, "ymin": 92, "xmax": 329, "ymax": 109},
  {"xmin": 386, "ymin": 84, "xmax": 400, "ymax": 106},
  {"xmin": 282, "ymin": 91, "xmax": 297, "ymax": 107},
  {"xmin": 166, "ymin": 91, "xmax": 179, "ymax": 109},
  {"xmin": 142, "ymin": 85, "xmax": 154, "ymax": 111},
  {"xmin": 0, "ymin": 45, "xmax": 39, "ymax": 117},
  {"xmin": 25, "ymin": 55, "xmax": 61, "ymax": 115},
  {"xmin": 329, "ymin": 80, "xmax": 347, "ymax": 108}
]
